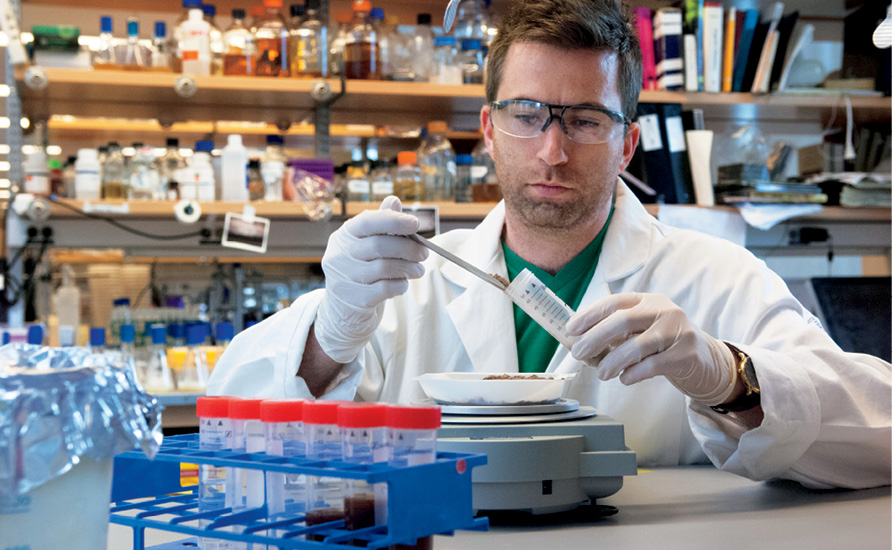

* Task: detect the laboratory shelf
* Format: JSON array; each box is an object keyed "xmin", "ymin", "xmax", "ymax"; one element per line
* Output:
[{"xmin": 111, "ymin": 433, "xmax": 488, "ymax": 550}]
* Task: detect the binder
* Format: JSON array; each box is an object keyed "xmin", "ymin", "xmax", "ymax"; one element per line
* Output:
[
  {"xmin": 635, "ymin": 103, "xmax": 695, "ymax": 204},
  {"xmin": 659, "ymin": 103, "xmax": 695, "ymax": 204}
]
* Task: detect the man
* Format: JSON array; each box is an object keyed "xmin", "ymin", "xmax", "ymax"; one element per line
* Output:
[{"xmin": 209, "ymin": 0, "xmax": 891, "ymax": 489}]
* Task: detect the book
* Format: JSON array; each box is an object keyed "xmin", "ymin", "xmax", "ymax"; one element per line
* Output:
[
  {"xmin": 635, "ymin": 7, "xmax": 658, "ymax": 91},
  {"xmin": 722, "ymin": 7, "xmax": 737, "ymax": 92},
  {"xmin": 682, "ymin": 0, "xmax": 704, "ymax": 91},
  {"xmin": 718, "ymin": 191, "xmax": 828, "ymax": 204},
  {"xmin": 768, "ymin": 10, "xmax": 800, "ymax": 91},
  {"xmin": 731, "ymin": 9, "xmax": 759, "ymax": 92},
  {"xmin": 653, "ymin": 8, "xmax": 685, "ymax": 91},
  {"xmin": 740, "ymin": 16, "xmax": 769, "ymax": 92},
  {"xmin": 775, "ymin": 22, "xmax": 814, "ymax": 92},
  {"xmin": 751, "ymin": 2, "xmax": 785, "ymax": 93},
  {"xmin": 702, "ymin": 2, "xmax": 724, "ymax": 93}
]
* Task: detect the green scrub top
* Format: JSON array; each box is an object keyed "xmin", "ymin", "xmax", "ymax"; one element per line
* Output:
[{"xmin": 501, "ymin": 207, "xmax": 614, "ymax": 373}]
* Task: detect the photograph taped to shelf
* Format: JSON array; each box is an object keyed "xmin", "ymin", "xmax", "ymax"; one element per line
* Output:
[
  {"xmin": 222, "ymin": 210, "xmax": 270, "ymax": 254},
  {"xmin": 403, "ymin": 205, "xmax": 439, "ymax": 238}
]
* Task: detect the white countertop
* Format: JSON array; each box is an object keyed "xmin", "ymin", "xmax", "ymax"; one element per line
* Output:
[{"xmin": 108, "ymin": 466, "xmax": 891, "ymax": 550}]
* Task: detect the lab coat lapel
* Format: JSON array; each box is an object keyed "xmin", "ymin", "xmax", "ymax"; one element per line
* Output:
[{"xmin": 442, "ymin": 202, "xmax": 519, "ymax": 374}]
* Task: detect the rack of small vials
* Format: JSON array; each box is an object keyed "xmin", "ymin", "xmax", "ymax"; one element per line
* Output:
[{"xmin": 109, "ymin": 399, "xmax": 488, "ymax": 550}]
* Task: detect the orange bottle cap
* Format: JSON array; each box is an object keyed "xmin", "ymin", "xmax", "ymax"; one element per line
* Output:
[
  {"xmin": 353, "ymin": 0, "xmax": 372, "ymax": 12},
  {"xmin": 428, "ymin": 120, "xmax": 448, "ymax": 134},
  {"xmin": 263, "ymin": 0, "xmax": 282, "ymax": 7},
  {"xmin": 398, "ymin": 151, "xmax": 417, "ymax": 165}
]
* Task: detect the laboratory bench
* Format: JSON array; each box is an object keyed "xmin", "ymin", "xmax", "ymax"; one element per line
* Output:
[{"xmin": 106, "ymin": 465, "xmax": 892, "ymax": 550}]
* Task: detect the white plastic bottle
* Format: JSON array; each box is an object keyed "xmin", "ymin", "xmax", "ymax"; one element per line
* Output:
[
  {"xmin": 261, "ymin": 135, "xmax": 288, "ymax": 201},
  {"xmin": 182, "ymin": 140, "xmax": 216, "ymax": 202},
  {"xmin": 24, "ymin": 149, "xmax": 50, "ymax": 195},
  {"xmin": 53, "ymin": 264, "xmax": 80, "ymax": 347},
  {"xmin": 220, "ymin": 135, "xmax": 248, "ymax": 201},
  {"xmin": 180, "ymin": 8, "xmax": 211, "ymax": 75}
]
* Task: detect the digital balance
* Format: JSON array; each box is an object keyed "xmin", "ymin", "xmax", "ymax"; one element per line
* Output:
[{"xmin": 435, "ymin": 399, "xmax": 637, "ymax": 515}]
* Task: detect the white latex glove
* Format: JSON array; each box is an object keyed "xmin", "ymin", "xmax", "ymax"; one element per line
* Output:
[
  {"xmin": 565, "ymin": 293, "xmax": 738, "ymax": 406},
  {"xmin": 314, "ymin": 196, "xmax": 429, "ymax": 363}
]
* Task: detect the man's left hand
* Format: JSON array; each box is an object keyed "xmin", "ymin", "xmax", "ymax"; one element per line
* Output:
[{"xmin": 566, "ymin": 293, "xmax": 737, "ymax": 406}]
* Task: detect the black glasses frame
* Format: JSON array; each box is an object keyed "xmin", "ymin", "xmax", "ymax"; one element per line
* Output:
[{"xmin": 490, "ymin": 99, "xmax": 631, "ymax": 135}]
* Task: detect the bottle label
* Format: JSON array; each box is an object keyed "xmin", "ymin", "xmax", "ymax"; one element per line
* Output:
[
  {"xmin": 348, "ymin": 179, "xmax": 370, "ymax": 193},
  {"xmin": 372, "ymin": 180, "xmax": 393, "ymax": 195},
  {"xmin": 470, "ymin": 166, "xmax": 489, "ymax": 179}
]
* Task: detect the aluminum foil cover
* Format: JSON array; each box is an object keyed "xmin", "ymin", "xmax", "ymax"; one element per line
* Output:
[{"xmin": 0, "ymin": 344, "xmax": 163, "ymax": 498}]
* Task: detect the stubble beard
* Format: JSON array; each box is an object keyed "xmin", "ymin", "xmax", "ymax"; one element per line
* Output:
[{"xmin": 499, "ymin": 171, "xmax": 609, "ymax": 236}]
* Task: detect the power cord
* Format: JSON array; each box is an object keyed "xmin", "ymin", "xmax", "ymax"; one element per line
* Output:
[{"xmin": 46, "ymin": 197, "xmax": 205, "ymax": 241}]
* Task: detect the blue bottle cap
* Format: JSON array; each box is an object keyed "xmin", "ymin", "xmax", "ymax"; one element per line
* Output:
[
  {"xmin": 369, "ymin": 7, "xmax": 384, "ymax": 20},
  {"xmin": 215, "ymin": 322, "xmax": 234, "ymax": 342},
  {"xmin": 2, "ymin": 332, "xmax": 9, "ymax": 345},
  {"xmin": 183, "ymin": 0, "xmax": 201, "ymax": 6},
  {"xmin": 90, "ymin": 327, "xmax": 106, "ymax": 347},
  {"xmin": 100, "ymin": 16, "xmax": 113, "ymax": 34},
  {"xmin": 27, "ymin": 324, "xmax": 44, "ymax": 345},
  {"xmin": 113, "ymin": 297, "xmax": 131, "ymax": 307},
  {"xmin": 434, "ymin": 36, "xmax": 457, "ymax": 47},
  {"xmin": 151, "ymin": 325, "xmax": 167, "ymax": 345},
  {"xmin": 185, "ymin": 324, "xmax": 204, "ymax": 346},
  {"xmin": 202, "ymin": 4, "xmax": 216, "ymax": 16},
  {"xmin": 266, "ymin": 134, "xmax": 284, "ymax": 146},
  {"xmin": 168, "ymin": 323, "xmax": 185, "ymax": 339},
  {"xmin": 195, "ymin": 140, "xmax": 214, "ymax": 152},
  {"xmin": 461, "ymin": 38, "xmax": 482, "ymax": 51},
  {"xmin": 455, "ymin": 154, "xmax": 474, "ymax": 165},
  {"xmin": 120, "ymin": 324, "xmax": 135, "ymax": 343},
  {"xmin": 246, "ymin": 320, "xmax": 258, "ymax": 329},
  {"xmin": 154, "ymin": 21, "xmax": 166, "ymax": 38},
  {"xmin": 127, "ymin": 19, "xmax": 138, "ymax": 36}
]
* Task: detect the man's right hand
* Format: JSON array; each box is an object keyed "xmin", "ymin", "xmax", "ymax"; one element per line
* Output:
[{"xmin": 314, "ymin": 196, "xmax": 429, "ymax": 363}]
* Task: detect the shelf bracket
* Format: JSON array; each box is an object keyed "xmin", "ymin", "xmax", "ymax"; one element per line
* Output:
[{"xmin": 311, "ymin": 75, "xmax": 346, "ymax": 159}]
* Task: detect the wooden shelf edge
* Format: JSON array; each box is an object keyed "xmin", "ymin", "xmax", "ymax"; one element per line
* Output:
[
  {"xmin": 22, "ymin": 67, "xmax": 890, "ymax": 110},
  {"xmin": 45, "ymin": 199, "xmax": 890, "ymax": 223}
]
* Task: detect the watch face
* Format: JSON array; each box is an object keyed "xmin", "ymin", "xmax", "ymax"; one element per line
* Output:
[{"xmin": 742, "ymin": 358, "xmax": 760, "ymax": 393}]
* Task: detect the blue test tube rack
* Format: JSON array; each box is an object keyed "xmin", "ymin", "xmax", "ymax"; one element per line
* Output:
[{"xmin": 110, "ymin": 433, "xmax": 489, "ymax": 549}]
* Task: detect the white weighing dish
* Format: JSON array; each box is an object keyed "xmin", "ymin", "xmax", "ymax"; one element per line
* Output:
[{"xmin": 416, "ymin": 372, "xmax": 576, "ymax": 405}]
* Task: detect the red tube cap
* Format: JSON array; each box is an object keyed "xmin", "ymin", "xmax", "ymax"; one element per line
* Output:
[
  {"xmin": 196, "ymin": 395, "xmax": 237, "ymax": 418},
  {"xmin": 386, "ymin": 405, "xmax": 441, "ymax": 430},
  {"xmin": 303, "ymin": 399, "xmax": 345, "ymax": 425},
  {"xmin": 338, "ymin": 403, "xmax": 388, "ymax": 428},
  {"xmin": 260, "ymin": 399, "xmax": 306, "ymax": 423},
  {"xmin": 228, "ymin": 398, "xmax": 266, "ymax": 420}
]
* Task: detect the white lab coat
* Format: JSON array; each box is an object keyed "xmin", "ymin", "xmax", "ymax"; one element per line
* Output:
[{"xmin": 209, "ymin": 180, "xmax": 892, "ymax": 489}]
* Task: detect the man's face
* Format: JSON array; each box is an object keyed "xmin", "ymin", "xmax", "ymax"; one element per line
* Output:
[{"xmin": 481, "ymin": 42, "xmax": 639, "ymax": 234}]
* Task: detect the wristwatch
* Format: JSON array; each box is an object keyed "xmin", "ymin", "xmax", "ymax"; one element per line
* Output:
[{"xmin": 710, "ymin": 342, "xmax": 761, "ymax": 414}]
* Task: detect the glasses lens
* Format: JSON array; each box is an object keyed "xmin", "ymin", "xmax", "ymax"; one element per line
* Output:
[
  {"xmin": 562, "ymin": 107, "xmax": 619, "ymax": 144},
  {"xmin": 493, "ymin": 101, "xmax": 548, "ymax": 138}
]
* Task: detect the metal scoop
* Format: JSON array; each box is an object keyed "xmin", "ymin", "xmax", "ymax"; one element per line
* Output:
[{"xmin": 407, "ymin": 233, "xmax": 507, "ymax": 291}]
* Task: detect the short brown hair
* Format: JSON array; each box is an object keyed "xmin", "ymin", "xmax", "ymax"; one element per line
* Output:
[{"xmin": 484, "ymin": 0, "xmax": 643, "ymax": 123}]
